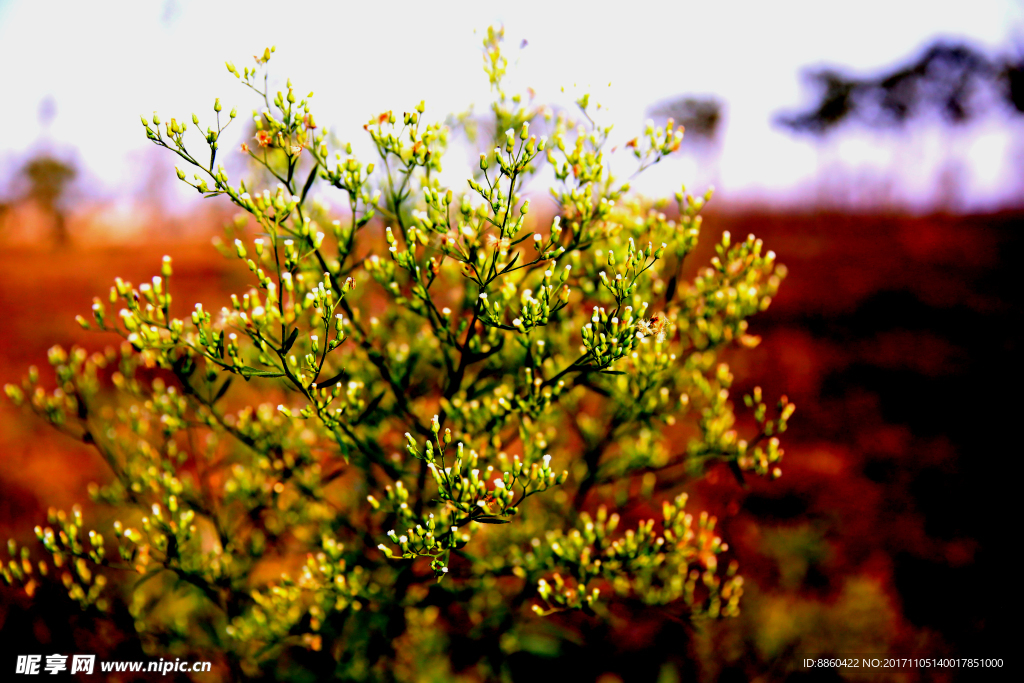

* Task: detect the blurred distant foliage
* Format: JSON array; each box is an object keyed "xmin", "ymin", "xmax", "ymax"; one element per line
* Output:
[
  {"xmin": 20, "ymin": 154, "xmax": 77, "ymax": 245},
  {"xmin": 646, "ymin": 97, "xmax": 723, "ymax": 142},
  {"xmin": 758, "ymin": 524, "xmax": 830, "ymax": 591},
  {"xmin": 704, "ymin": 576, "xmax": 897, "ymax": 677},
  {"xmin": 778, "ymin": 41, "xmax": 1024, "ymax": 134},
  {"xmin": 3, "ymin": 27, "xmax": 794, "ymax": 681},
  {"xmin": 24, "ymin": 156, "xmax": 76, "ymax": 208}
]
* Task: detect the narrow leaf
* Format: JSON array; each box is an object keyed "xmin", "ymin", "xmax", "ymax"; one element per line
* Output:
[
  {"xmin": 213, "ymin": 378, "xmax": 233, "ymax": 402},
  {"xmin": 317, "ymin": 369, "xmax": 349, "ymax": 388},
  {"xmin": 282, "ymin": 327, "xmax": 299, "ymax": 353}
]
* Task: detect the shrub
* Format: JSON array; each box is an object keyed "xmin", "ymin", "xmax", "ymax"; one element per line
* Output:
[{"xmin": 4, "ymin": 27, "xmax": 792, "ymax": 680}]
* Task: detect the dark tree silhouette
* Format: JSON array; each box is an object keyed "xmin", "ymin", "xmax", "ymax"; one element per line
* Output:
[
  {"xmin": 778, "ymin": 42, "xmax": 1024, "ymax": 134},
  {"xmin": 644, "ymin": 96, "xmax": 725, "ymax": 191},
  {"xmin": 647, "ymin": 96, "xmax": 723, "ymax": 141},
  {"xmin": 22, "ymin": 155, "xmax": 76, "ymax": 246},
  {"xmin": 1003, "ymin": 58, "xmax": 1024, "ymax": 113}
]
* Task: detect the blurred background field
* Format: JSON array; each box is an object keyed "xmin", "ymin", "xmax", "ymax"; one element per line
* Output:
[{"xmin": 0, "ymin": 1, "xmax": 1020, "ymax": 681}]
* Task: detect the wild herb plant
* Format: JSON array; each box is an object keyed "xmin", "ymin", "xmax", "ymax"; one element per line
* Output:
[{"xmin": 4, "ymin": 27, "xmax": 793, "ymax": 679}]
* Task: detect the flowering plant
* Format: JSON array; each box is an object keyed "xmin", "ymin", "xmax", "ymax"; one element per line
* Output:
[{"xmin": 4, "ymin": 27, "xmax": 792, "ymax": 679}]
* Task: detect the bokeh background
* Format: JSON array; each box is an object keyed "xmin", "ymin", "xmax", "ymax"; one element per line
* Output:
[{"xmin": 0, "ymin": 1, "xmax": 1019, "ymax": 680}]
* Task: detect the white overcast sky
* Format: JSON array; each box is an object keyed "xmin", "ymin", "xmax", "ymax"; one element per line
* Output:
[{"xmin": 1, "ymin": 0, "xmax": 1022, "ymax": 212}]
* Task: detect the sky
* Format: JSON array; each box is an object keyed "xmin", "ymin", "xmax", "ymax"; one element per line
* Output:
[{"xmin": 1, "ymin": 0, "xmax": 1022, "ymax": 213}]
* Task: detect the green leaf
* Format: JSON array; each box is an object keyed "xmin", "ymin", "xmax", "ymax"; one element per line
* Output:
[
  {"xmin": 317, "ymin": 369, "xmax": 349, "ymax": 388},
  {"xmin": 300, "ymin": 164, "xmax": 318, "ymax": 203},
  {"xmin": 282, "ymin": 327, "xmax": 299, "ymax": 353},
  {"xmin": 501, "ymin": 251, "xmax": 521, "ymax": 272},
  {"xmin": 213, "ymin": 377, "xmax": 233, "ymax": 402},
  {"xmin": 474, "ymin": 516, "xmax": 511, "ymax": 524},
  {"xmin": 354, "ymin": 391, "xmax": 386, "ymax": 425},
  {"xmin": 237, "ymin": 367, "xmax": 285, "ymax": 381}
]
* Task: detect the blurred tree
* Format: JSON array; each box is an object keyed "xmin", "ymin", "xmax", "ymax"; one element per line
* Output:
[
  {"xmin": 777, "ymin": 41, "xmax": 1024, "ymax": 133},
  {"xmin": 775, "ymin": 41, "xmax": 1024, "ymax": 210},
  {"xmin": 21, "ymin": 155, "xmax": 76, "ymax": 246},
  {"xmin": 647, "ymin": 96, "xmax": 723, "ymax": 141},
  {"xmin": 1004, "ymin": 58, "xmax": 1024, "ymax": 113},
  {"xmin": 646, "ymin": 96, "xmax": 724, "ymax": 191},
  {"xmin": 6, "ymin": 98, "xmax": 79, "ymax": 246}
]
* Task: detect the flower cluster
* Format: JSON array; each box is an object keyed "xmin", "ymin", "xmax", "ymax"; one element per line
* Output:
[{"xmin": 522, "ymin": 495, "xmax": 742, "ymax": 618}]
